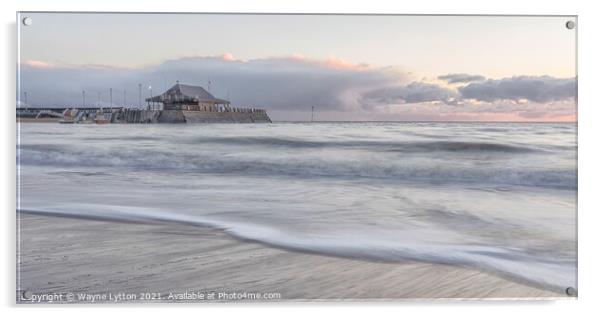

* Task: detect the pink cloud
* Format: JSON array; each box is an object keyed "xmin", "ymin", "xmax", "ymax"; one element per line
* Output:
[
  {"xmin": 22, "ymin": 60, "xmax": 55, "ymax": 69},
  {"xmin": 427, "ymin": 111, "xmax": 577, "ymax": 122},
  {"xmin": 284, "ymin": 55, "xmax": 370, "ymax": 71},
  {"xmin": 20, "ymin": 59, "xmax": 136, "ymax": 71},
  {"xmin": 221, "ymin": 53, "xmax": 238, "ymax": 62}
]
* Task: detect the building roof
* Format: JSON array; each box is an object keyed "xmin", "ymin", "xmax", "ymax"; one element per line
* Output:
[{"xmin": 146, "ymin": 83, "xmax": 229, "ymax": 104}]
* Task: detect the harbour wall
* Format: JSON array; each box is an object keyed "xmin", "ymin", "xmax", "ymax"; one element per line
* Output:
[{"xmin": 117, "ymin": 109, "xmax": 271, "ymax": 124}]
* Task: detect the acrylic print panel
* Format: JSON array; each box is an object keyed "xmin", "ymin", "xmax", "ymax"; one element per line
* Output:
[{"xmin": 16, "ymin": 13, "xmax": 577, "ymax": 302}]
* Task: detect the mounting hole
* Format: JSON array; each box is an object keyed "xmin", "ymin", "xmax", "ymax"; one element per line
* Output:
[
  {"xmin": 565, "ymin": 287, "xmax": 577, "ymax": 296},
  {"xmin": 565, "ymin": 20, "xmax": 575, "ymax": 30},
  {"xmin": 22, "ymin": 17, "xmax": 33, "ymax": 26}
]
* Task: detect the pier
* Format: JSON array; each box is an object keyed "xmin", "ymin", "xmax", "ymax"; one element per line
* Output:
[{"xmin": 17, "ymin": 83, "xmax": 271, "ymax": 124}]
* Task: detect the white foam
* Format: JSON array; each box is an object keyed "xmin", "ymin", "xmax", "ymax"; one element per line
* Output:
[{"xmin": 21, "ymin": 203, "xmax": 576, "ymax": 292}]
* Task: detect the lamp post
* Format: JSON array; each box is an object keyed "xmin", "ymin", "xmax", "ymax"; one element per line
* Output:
[
  {"xmin": 138, "ymin": 83, "xmax": 142, "ymax": 108},
  {"xmin": 109, "ymin": 88, "xmax": 113, "ymax": 110},
  {"xmin": 148, "ymin": 85, "xmax": 152, "ymax": 110},
  {"xmin": 82, "ymin": 90, "xmax": 86, "ymax": 107}
]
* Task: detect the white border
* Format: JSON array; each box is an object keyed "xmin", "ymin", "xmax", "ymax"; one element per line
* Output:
[{"xmin": 2, "ymin": 0, "xmax": 600, "ymax": 315}]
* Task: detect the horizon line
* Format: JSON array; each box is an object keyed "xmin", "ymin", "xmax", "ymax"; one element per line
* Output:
[{"xmin": 273, "ymin": 120, "xmax": 577, "ymax": 124}]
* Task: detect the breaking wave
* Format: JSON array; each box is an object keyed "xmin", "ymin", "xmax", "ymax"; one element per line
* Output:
[
  {"xmin": 17, "ymin": 143, "xmax": 576, "ymax": 189},
  {"xmin": 20, "ymin": 204, "xmax": 575, "ymax": 293},
  {"xmin": 17, "ymin": 123, "xmax": 577, "ymax": 295},
  {"xmin": 185, "ymin": 137, "xmax": 540, "ymax": 153}
]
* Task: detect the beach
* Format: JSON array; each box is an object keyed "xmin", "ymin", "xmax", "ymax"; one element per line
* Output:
[
  {"xmin": 17, "ymin": 212, "xmax": 563, "ymax": 302},
  {"xmin": 16, "ymin": 122, "xmax": 577, "ymax": 301}
]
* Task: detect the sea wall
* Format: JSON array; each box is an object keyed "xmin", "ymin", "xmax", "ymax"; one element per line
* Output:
[
  {"xmin": 180, "ymin": 110, "xmax": 271, "ymax": 123},
  {"xmin": 118, "ymin": 109, "xmax": 162, "ymax": 123},
  {"xmin": 157, "ymin": 110, "xmax": 186, "ymax": 123},
  {"xmin": 117, "ymin": 109, "xmax": 271, "ymax": 124}
]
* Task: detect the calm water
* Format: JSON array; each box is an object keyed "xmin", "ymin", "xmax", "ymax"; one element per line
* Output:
[{"xmin": 17, "ymin": 122, "xmax": 577, "ymax": 292}]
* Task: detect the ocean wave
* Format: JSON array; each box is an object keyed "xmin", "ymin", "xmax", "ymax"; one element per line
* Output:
[
  {"xmin": 183, "ymin": 137, "xmax": 540, "ymax": 153},
  {"xmin": 82, "ymin": 136, "xmax": 160, "ymax": 141},
  {"xmin": 19, "ymin": 204, "xmax": 575, "ymax": 293},
  {"xmin": 17, "ymin": 144, "xmax": 576, "ymax": 190}
]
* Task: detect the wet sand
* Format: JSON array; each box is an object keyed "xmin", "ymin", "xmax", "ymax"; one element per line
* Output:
[{"xmin": 16, "ymin": 212, "xmax": 564, "ymax": 303}]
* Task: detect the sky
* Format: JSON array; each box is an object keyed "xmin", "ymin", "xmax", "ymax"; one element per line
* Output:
[{"xmin": 18, "ymin": 13, "xmax": 577, "ymax": 121}]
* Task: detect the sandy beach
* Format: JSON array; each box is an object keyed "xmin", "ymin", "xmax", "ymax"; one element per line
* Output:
[{"xmin": 16, "ymin": 212, "xmax": 564, "ymax": 303}]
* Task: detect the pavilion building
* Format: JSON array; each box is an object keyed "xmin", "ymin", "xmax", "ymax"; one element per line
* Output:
[{"xmin": 145, "ymin": 82, "xmax": 231, "ymax": 111}]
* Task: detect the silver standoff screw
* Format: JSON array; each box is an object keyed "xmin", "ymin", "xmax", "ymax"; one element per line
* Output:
[
  {"xmin": 22, "ymin": 16, "xmax": 33, "ymax": 26},
  {"xmin": 565, "ymin": 20, "xmax": 575, "ymax": 30},
  {"xmin": 565, "ymin": 287, "xmax": 577, "ymax": 296}
]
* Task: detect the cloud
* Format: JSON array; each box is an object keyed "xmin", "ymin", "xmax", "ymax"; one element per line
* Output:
[
  {"xmin": 22, "ymin": 60, "xmax": 56, "ymax": 69},
  {"xmin": 220, "ymin": 53, "xmax": 238, "ymax": 62},
  {"xmin": 295, "ymin": 56, "xmax": 371, "ymax": 71},
  {"xmin": 19, "ymin": 55, "xmax": 405, "ymax": 115},
  {"xmin": 458, "ymin": 76, "xmax": 576, "ymax": 103},
  {"xmin": 18, "ymin": 56, "xmax": 576, "ymax": 121},
  {"xmin": 438, "ymin": 73, "xmax": 486, "ymax": 84},
  {"xmin": 361, "ymin": 82, "xmax": 458, "ymax": 105}
]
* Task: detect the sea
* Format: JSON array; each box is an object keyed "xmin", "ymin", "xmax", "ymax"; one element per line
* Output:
[{"xmin": 17, "ymin": 122, "xmax": 577, "ymax": 292}]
